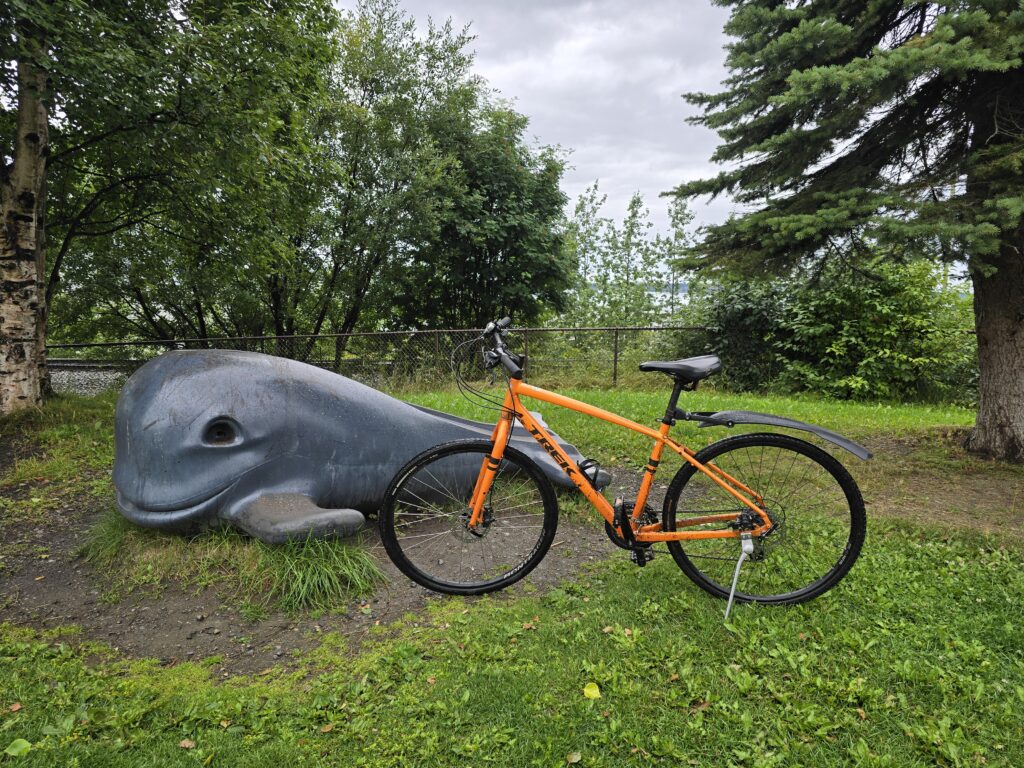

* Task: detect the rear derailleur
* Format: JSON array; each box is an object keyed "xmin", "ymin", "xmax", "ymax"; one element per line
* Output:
[{"xmin": 728, "ymin": 507, "xmax": 780, "ymax": 562}]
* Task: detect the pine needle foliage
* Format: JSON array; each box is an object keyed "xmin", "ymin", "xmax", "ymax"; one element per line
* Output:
[{"xmin": 674, "ymin": 0, "xmax": 1023, "ymax": 272}]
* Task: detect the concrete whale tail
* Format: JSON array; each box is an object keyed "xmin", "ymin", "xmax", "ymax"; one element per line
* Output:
[{"xmin": 234, "ymin": 495, "xmax": 365, "ymax": 544}]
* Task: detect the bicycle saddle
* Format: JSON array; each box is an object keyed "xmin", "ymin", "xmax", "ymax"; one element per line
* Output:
[{"xmin": 638, "ymin": 354, "xmax": 721, "ymax": 383}]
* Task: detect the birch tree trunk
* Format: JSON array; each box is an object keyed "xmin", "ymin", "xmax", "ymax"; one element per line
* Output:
[{"xmin": 1, "ymin": 43, "xmax": 49, "ymax": 415}]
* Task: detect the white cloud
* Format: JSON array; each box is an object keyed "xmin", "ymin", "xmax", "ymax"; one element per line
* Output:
[{"xmin": 399, "ymin": 0, "xmax": 741, "ymax": 233}]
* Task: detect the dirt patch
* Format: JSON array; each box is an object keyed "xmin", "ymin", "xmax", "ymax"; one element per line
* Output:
[
  {"xmin": 0, "ymin": 422, "xmax": 43, "ymax": 480},
  {"xmin": 0, "ymin": 497, "xmax": 621, "ymax": 677},
  {"xmin": 856, "ymin": 433, "xmax": 1024, "ymax": 541}
]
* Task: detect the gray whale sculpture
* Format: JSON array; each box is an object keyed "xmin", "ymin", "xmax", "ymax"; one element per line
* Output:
[{"xmin": 114, "ymin": 349, "xmax": 606, "ymax": 543}]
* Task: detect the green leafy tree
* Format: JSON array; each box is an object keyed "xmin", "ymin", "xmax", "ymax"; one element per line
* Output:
[
  {"xmin": 312, "ymin": 1, "xmax": 477, "ymax": 340},
  {"xmin": 1, "ymin": 0, "xmax": 339, "ymax": 410},
  {"xmin": 563, "ymin": 184, "xmax": 691, "ymax": 327},
  {"xmin": 51, "ymin": 0, "xmax": 567, "ymax": 351},
  {"xmin": 395, "ymin": 104, "xmax": 570, "ymax": 329},
  {"xmin": 674, "ymin": 1, "xmax": 1024, "ymax": 460}
]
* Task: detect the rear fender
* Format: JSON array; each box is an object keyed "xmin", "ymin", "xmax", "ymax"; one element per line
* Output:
[{"xmin": 682, "ymin": 410, "xmax": 872, "ymax": 460}]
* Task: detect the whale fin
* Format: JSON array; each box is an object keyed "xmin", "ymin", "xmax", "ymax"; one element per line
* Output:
[{"xmin": 234, "ymin": 494, "xmax": 365, "ymax": 544}]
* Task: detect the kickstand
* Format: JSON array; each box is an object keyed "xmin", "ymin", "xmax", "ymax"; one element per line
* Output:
[{"xmin": 724, "ymin": 533, "xmax": 755, "ymax": 622}]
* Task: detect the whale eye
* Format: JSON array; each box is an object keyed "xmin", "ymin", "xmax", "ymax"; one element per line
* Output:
[{"xmin": 203, "ymin": 418, "xmax": 239, "ymax": 446}]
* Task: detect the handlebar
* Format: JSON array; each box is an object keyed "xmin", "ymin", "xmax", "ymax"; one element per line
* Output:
[
  {"xmin": 481, "ymin": 317, "xmax": 523, "ymax": 379},
  {"xmin": 483, "ymin": 316, "xmax": 512, "ymax": 337}
]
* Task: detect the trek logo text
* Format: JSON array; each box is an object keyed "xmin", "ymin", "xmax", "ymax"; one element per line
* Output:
[{"xmin": 527, "ymin": 425, "xmax": 577, "ymax": 478}]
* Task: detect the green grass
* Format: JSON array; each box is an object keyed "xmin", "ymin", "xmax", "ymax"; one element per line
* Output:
[
  {"xmin": 0, "ymin": 393, "xmax": 117, "ymax": 488},
  {"xmin": 0, "ymin": 393, "xmax": 118, "ymax": 536},
  {"xmin": 405, "ymin": 387, "xmax": 975, "ymax": 468},
  {"xmin": 80, "ymin": 508, "xmax": 382, "ymax": 613},
  {"xmin": 2, "ymin": 518, "xmax": 1022, "ymax": 766},
  {"xmin": 1, "ymin": 390, "xmax": 1022, "ymax": 765}
]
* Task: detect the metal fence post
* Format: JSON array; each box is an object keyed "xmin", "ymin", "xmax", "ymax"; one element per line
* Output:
[
  {"xmin": 612, "ymin": 329, "xmax": 619, "ymax": 386},
  {"xmin": 523, "ymin": 329, "xmax": 529, "ymax": 379}
]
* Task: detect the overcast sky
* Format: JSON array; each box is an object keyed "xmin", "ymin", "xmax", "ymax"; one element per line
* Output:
[{"xmin": 399, "ymin": 0, "xmax": 736, "ymax": 234}]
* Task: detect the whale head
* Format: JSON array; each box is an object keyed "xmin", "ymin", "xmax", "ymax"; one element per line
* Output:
[{"xmin": 113, "ymin": 350, "xmax": 307, "ymax": 529}]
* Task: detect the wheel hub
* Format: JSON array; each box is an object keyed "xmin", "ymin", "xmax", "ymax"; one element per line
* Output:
[{"xmin": 458, "ymin": 508, "xmax": 494, "ymax": 540}]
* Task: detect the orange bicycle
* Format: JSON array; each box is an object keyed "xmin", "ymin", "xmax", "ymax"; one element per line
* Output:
[{"xmin": 380, "ymin": 318, "xmax": 868, "ymax": 614}]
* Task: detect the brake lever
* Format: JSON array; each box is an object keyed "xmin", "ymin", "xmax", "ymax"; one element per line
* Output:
[{"xmin": 482, "ymin": 349, "xmax": 500, "ymax": 385}]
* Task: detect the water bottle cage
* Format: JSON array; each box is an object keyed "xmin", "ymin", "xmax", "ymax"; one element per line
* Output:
[{"xmin": 577, "ymin": 458, "xmax": 602, "ymax": 488}]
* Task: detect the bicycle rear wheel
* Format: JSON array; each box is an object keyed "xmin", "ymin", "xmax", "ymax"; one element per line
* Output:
[
  {"xmin": 663, "ymin": 433, "xmax": 865, "ymax": 605},
  {"xmin": 379, "ymin": 440, "xmax": 558, "ymax": 595}
]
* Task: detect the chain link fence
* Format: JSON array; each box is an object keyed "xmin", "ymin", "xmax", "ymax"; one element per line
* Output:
[{"xmin": 47, "ymin": 325, "xmax": 714, "ymax": 396}]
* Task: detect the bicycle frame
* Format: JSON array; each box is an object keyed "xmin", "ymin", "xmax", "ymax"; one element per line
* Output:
[{"xmin": 467, "ymin": 378, "xmax": 773, "ymax": 542}]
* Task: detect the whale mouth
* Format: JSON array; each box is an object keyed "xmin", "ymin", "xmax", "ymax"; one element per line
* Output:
[{"xmin": 117, "ymin": 481, "xmax": 238, "ymax": 529}]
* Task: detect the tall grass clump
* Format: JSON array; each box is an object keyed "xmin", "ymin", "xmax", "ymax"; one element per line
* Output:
[
  {"xmin": 80, "ymin": 508, "xmax": 382, "ymax": 613},
  {"xmin": 250, "ymin": 535, "xmax": 383, "ymax": 613}
]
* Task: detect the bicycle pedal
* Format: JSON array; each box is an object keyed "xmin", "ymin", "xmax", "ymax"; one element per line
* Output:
[{"xmin": 629, "ymin": 547, "xmax": 654, "ymax": 567}]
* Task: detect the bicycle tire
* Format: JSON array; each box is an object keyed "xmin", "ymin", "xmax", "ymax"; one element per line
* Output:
[
  {"xmin": 663, "ymin": 432, "xmax": 865, "ymax": 605},
  {"xmin": 379, "ymin": 440, "xmax": 559, "ymax": 595}
]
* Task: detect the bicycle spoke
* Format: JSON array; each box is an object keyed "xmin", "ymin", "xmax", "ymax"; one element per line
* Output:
[
  {"xmin": 666, "ymin": 436, "xmax": 863, "ymax": 604},
  {"xmin": 382, "ymin": 443, "xmax": 555, "ymax": 594}
]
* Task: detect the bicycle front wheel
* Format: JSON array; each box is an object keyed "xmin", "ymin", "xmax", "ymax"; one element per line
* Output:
[
  {"xmin": 663, "ymin": 433, "xmax": 865, "ymax": 605},
  {"xmin": 379, "ymin": 440, "xmax": 558, "ymax": 595}
]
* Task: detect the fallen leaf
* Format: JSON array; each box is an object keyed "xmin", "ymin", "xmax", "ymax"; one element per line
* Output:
[
  {"xmin": 601, "ymin": 710, "xmax": 610, "ymax": 718},
  {"xmin": 427, "ymin": 677, "xmax": 436, "ymax": 685},
  {"xmin": 320, "ymin": 724, "xmax": 334, "ymax": 733},
  {"xmin": 4, "ymin": 739, "xmax": 31, "ymax": 757},
  {"xmin": 688, "ymin": 699, "xmax": 711, "ymax": 714},
  {"xmin": 856, "ymin": 708, "xmax": 867, "ymax": 720},
  {"xmin": 668, "ymin": 674, "xmax": 680, "ymax": 683},
  {"xmin": 623, "ymin": 628, "xmax": 633, "ymax": 638},
  {"xmin": 9, "ymin": 703, "xmax": 22, "ymax": 713},
  {"xmin": 583, "ymin": 682, "xmax": 601, "ymax": 700},
  {"xmin": 566, "ymin": 751, "xmax": 582, "ymax": 764},
  {"xmin": 602, "ymin": 626, "xmax": 613, "ymax": 634},
  {"xmin": 179, "ymin": 739, "xmax": 196, "ymax": 749},
  {"xmin": 219, "ymin": 720, "xmax": 231, "ymax": 729},
  {"xmin": 522, "ymin": 622, "xmax": 535, "ymax": 631},
  {"xmin": 34, "ymin": 576, "xmax": 44, "ymax": 582}
]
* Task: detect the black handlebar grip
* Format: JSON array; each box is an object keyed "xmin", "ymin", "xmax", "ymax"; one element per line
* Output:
[
  {"xmin": 496, "ymin": 316, "xmax": 512, "ymax": 330},
  {"xmin": 499, "ymin": 350, "xmax": 523, "ymax": 379}
]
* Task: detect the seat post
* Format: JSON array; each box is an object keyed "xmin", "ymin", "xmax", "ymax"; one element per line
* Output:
[{"xmin": 662, "ymin": 379, "xmax": 686, "ymax": 425}]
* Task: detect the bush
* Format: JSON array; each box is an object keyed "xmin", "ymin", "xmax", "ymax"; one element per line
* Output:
[{"xmin": 690, "ymin": 260, "xmax": 977, "ymax": 403}]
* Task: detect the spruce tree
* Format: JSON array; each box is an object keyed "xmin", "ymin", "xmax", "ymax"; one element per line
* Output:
[{"xmin": 674, "ymin": 1, "xmax": 1024, "ymax": 461}]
